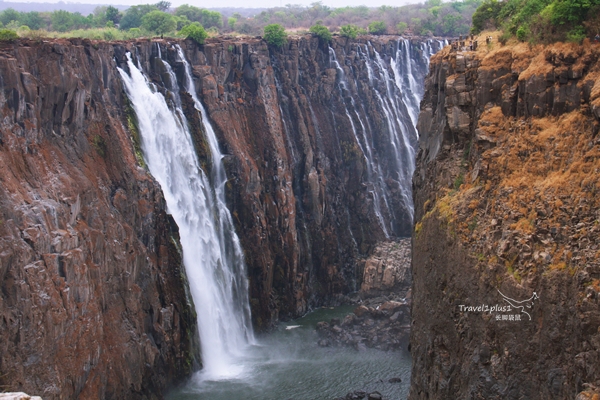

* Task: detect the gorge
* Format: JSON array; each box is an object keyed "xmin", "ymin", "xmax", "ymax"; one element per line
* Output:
[
  {"xmin": 2, "ymin": 24, "xmax": 600, "ymax": 400},
  {"xmin": 0, "ymin": 35, "xmax": 443, "ymax": 398}
]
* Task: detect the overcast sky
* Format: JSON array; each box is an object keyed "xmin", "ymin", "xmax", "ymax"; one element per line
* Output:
[{"xmin": 3, "ymin": 0, "xmax": 420, "ymax": 10}]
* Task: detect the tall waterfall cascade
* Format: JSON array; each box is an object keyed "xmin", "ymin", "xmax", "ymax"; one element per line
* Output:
[
  {"xmin": 118, "ymin": 48, "xmax": 254, "ymax": 380},
  {"xmin": 330, "ymin": 38, "xmax": 445, "ymax": 231},
  {"xmin": 117, "ymin": 37, "xmax": 444, "ymax": 383}
]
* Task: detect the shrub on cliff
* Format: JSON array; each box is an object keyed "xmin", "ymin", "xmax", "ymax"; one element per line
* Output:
[
  {"xmin": 470, "ymin": 0, "xmax": 503, "ymax": 33},
  {"xmin": 340, "ymin": 24, "xmax": 361, "ymax": 39},
  {"xmin": 0, "ymin": 28, "xmax": 18, "ymax": 41},
  {"xmin": 179, "ymin": 22, "xmax": 208, "ymax": 44},
  {"xmin": 310, "ymin": 22, "xmax": 332, "ymax": 43},
  {"xmin": 263, "ymin": 23, "xmax": 287, "ymax": 47},
  {"xmin": 368, "ymin": 21, "xmax": 387, "ymax": 35}
]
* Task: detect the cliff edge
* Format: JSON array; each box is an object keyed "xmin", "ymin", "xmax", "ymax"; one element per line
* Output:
[
  {"xmin": 0, "ymin": 39, "xmax": 199, "ymax": 399},
  {"xmin": 411, "ymin": 37, "xmax": 600, "ymax": 398}
]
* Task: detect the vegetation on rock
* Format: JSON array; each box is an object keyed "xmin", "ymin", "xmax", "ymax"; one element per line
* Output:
[
  {"xmin": 471, "ymin": 0, "xmax": 600, "ymax": 42},
  {"xmin": 263, "ymin": 23, "xmax": 287, "ymax": 47},
  {"xmin": 0, "ymin": 0, "xmax": 482, "ymax": 40},
  {"xmin": 368, "ymin": 20, "xmax": 387, "ymax": 35},
  {"xmin": 339, "ymin": 24, "xmax": 363, "ymax": 39},
  {"xmin": 179, "ymin": 22, "xmax": 208, "ymax": 44},
  {"xmin": 0, "ymin": 28, "xmax": 18, "ymax": 40},
  {"xmin": 309, "ymin": 22, "xmax": 332, "ymax": 43}
]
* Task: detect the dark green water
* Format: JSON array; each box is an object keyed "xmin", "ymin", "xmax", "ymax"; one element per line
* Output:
[{"xmin": 167, "ymin": 306, "xmax": 411, "ymax": 400}]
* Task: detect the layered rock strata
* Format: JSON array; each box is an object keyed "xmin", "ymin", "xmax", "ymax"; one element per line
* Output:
[
  {"xmin": 0, "ymin": 39, "xmax": 198, "ymax": 399},
  {"xmin": 411, "ymin": 38, "xmax": 600, "ymax": 399},
  {"xmin": 0, "ymin": 35, "xmax": 436, "ymax": 397},
  {"xmin": 121, "ymin": 35, "xmax": 437, "ymax": 328}
]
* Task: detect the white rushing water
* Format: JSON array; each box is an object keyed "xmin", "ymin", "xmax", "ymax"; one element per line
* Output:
[
  {"xmin": 339, "ymin": 39, "xmax": 445, "ymax": 225},
  {"xmin": 117, "ymin": 39, "xmax": 445, "ymax": 394},
  {"xmin": 118, "ymin": 50, "xmax": 254, "ymax": 380}
]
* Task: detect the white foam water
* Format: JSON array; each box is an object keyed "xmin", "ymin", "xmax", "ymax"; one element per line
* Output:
[{"xmin": 118, "ymin": 50, "xmax": 254, "ymax": 381}]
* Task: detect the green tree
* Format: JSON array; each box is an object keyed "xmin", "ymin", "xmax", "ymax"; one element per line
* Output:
[
  {"xmin": 175, "ymin": 4, "xmax": 203, "ymax": 22},
  {"xmin": 128, "ymin": 27, "xmax": 142, "ymax": 37},
  {"xmin": 200, "ymin": 9, "xmax": 222, "ymax": 29},
  {"xmin": 51, "ymin": 10, "xmax": 75, "ymax": 32},
  {"xmin": 175, "ymin": 15, "xmax": 191, "ymax": 30},
  {"xmin": 0, "ymin": 9, "xmax": 20, "ymax": 26},
  {"xmin": 470, "ymin": 0, "xmax": 503, "ymax": 33},
  {"xmin": 141, "ymin": 10, "xmax": 176, "ymax": 35},
  {"xmin": 396, "ymin": 21, "xmax": 408, "ymax": 33},
  {"xmin": 155, "ymin": 1, "xmax": 172, "ymax": 12},
  {"xmin": 228, "ymin": 16, "xmax": 237, "ymax": 31},
  {"xmin": 340, "ymin": 23, "xmax": 360, "ymax": 38},
  {"xmin": 442, "ymin": 14, "xmax": 462, "ymax": 35},
  {"xmin": 20, "ymin": 12, "xmax": 45, "ymax": 30},
  {"xmin": 263, "ymin": 23, "xmax": 287, "ymax": 47},
  {"xmin": 368, "ymin": 20, "xmax": 386, "ymax": 34},
  {"xmin": 120, "ymin": 5, "xmax": 158, "ymax": 30},
  {"xmin": 309, "ymin": 22, "xmax": 332, "ymax": 42},
  {"xmin": 179, "ymin": 21, "xmax": 208, "ymax": 44},
  {"xmin": 549, "ymin": 0, "xmax": 600, "ymax": 26},
  {"xmin": 106, "ymin": 6, "xmax": 121, "ymax": 24}
]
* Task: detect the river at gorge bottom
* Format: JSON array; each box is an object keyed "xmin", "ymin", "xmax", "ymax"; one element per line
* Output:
[{"xmin": 167, "ymin": 306, "xmax": 411, "ymax": 400}]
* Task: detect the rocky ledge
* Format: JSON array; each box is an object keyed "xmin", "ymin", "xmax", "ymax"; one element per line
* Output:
[
  {"xmin": 335, "ymin": 389, "xmax": 396, "ymax": 400},
  {"xmin": 316, "ymin": 238, "xmax": 412, "ymax": 351},
  {"xmin": 316, "ymin": 299, "xmax": 410, "ymax": 351}
]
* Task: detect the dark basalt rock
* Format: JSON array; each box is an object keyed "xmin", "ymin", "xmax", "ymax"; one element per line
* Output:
[
  {"xmin": 411, "ymin": 42, "xmax": 600, "ymax": 399},
  {"xmin": 316, "ymin": 300, "xmax": 411, "ymax": 351}
]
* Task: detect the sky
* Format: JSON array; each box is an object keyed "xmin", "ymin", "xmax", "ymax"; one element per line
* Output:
[{"xmin": 1, "ymin": 0, "xmax": 420, "ymax": 11}]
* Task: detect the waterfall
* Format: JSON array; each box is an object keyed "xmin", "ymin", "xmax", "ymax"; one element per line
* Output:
[
  {"xmin": 118, "ymin": 49, "xmax": 254, "ymax": 380},
  {"xmin": 329, "ymin": 46, "xmax": 392, "ymax": 237},
  {"xmin": 343, "ymin": 39, "xmax": 445, "ymax": 226}
]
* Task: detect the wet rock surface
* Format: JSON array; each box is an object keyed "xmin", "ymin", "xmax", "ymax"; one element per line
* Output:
[
  {"xmin": 316, "ymin": 299, "xmax": 410, "ymax": 351},
  {"xmin": 0, "ymin": 36, "xmax": 436, "ymax": 398},
  {"xmin": 172, "ymin": 36, "xmax": 433, "ymax": 327},
  {"xmin": 360, "ymin": 238, "xmax": 412, "ymax": 296},
  {"xmin": 317, "ymin": 239, "xmax": 412, "ymax": 352}
]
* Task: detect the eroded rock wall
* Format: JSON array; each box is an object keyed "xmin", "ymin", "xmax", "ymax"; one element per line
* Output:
[
  {"xmin": 411, "ymin": 39, "xmax": 600, "ymax": 399},
  {"xmin": 126, "ymin": 36, "xmax": 434, "ymax": 328},
  {"xmin": 0, "ymin": 39, "xmax": 198, "ymax": 399},
  {"xmin": 0, "ymin": 34, "xmax": 434, "ymax": 397}
]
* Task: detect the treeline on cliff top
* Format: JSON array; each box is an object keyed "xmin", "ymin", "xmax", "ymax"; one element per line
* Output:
[
  {"xmin": 0, "ymin": 0, "xmax": 480, "ymax": 41},
  {"xmin": 471, "ymin": 0, "xmax": 600, "ymax": 43}
]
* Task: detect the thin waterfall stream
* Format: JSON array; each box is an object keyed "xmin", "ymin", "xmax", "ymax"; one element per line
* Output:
[{"xmin": 118, "ymin": 39, "xmax": 445, "ymax": 399}]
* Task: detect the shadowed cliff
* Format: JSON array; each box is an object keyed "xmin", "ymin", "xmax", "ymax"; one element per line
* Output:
[
  {"xmin": 411, "ymin": 37, "xmax": 600, "ymax": 399},
  {"xmin": 0, "ymin": 35, "xmax": 440, "ymax": 398}
]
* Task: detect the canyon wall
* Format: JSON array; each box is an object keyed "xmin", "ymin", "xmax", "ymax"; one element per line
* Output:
[
  {"xmin": 126, "ymin": 35, "xmax": 440, "ymax": 328},
  {"xmin": 0, "ymin": 39, "xmax": 199, "ymax": 399},
  {"xmin": 410, "ymin": 39, "xmax": 600, "ymax": 399},
  {"xmin": 0, "ymin": 35, "xmax": 439, "ymax": 397}
]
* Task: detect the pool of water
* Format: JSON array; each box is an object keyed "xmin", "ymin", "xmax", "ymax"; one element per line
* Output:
[{"xmin": 167, "ymin": 306, "xmax": 411, "ymax": 400}]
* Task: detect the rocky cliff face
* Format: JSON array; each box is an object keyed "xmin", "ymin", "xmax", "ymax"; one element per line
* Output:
[
  {"xmin": 0, "ymin": 39, "xmax": 198, "ymax": 399},
  {"xmin": 0, "ymin": 35, "xmax": 438, "ymax": 397},
  {"xmin": 411, "ymin": 38, "xmax": 600, "ymax": 399},
  {"xmin": 123, "ymin": 35, "xmax": 439, "ymax": 328}
]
